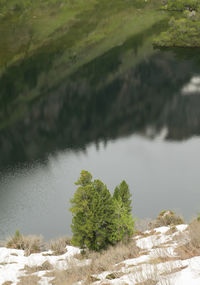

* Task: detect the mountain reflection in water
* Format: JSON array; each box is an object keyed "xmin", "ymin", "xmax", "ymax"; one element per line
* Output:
[
  {"xmin": 0, "ymin": 35, "xmax": 200, "ymax": 239},
  {"xmin": 0, "ymin": 49, "xmax": 200, "ymax": 169}
]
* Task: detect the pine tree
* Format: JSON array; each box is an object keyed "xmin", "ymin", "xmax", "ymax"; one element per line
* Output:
[
  {"xmin": 70, "ymin": 171, "xmax": 117, "ymax": 251},
  {"xmin": 113, "ymin": 180, "xmax": 134, "ymax": 240},
  {"xmin": 113, "ymin": 180, "xmax": 132, "ymax": 214}
]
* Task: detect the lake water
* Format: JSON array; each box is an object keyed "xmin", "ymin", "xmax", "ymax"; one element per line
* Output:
[{"xmin": 1, "ymin": 28, "xmax": 200, "ymax": 240}]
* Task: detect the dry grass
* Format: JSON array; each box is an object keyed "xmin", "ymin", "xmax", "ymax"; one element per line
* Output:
[
  {"xmin": 165, "ymin": 225, "xmax": 177, "ymax": 235},
  {"xmin": 11, "ymin": 252, "xmax": 18, "ymax": 256},
  {"xmin": 17, "ymin": 275, "xmax": 40, "ymax": 285},
  {"xmin": 175, "ymin": 220, "xmax": 200, "ymax": 259},
  {"xmin": 128, "ymin": 265, "xmax": 160, "ymax": 284},
  {"xmin": 188, "ymin": 220, "xmax": 200, "ymax": 250},
  {"xmin": 175, "ymin": 242, "xmax": 198, "ymax": 260},
  {"xmin": 4, "ymin": 219, "xmax": 200, "ymax": 285},
  {"xmin": 2, "ymin": 282, "xmax": 13, "ymax": 285},
  {"xmin": 45, "ymin": 239, "xmax": 139, "ymax": 284},
  {"xmin": 129, "ymin": 262, "xmax": 179, "ymax": 285},
  {"xmin": 24, "ymin": 261, "xmax": 53, "ymax": 274},
  {"xmin": 49, "ymin": 237, "xmax": 71, "ymax": 255},
  {"xmin": 148, "ymin": 256, "xmax": 178, "ymax": 265},
  {"xmin": 135, "ymin": 280, "xmax": 157, "ymax": 285},
  {"xmin": 105, "ymin": 272, "xmax": 125, "ymax": 279},
  {"xmin": 45, "ymin": 264, "xmax": 92, "ymax": 285},
  {"xmin": 140, "ymin": 230, "xmax": 159, "ymax": 238},
  {"xmin": 0, "ymin": 262, "xmax": 9, "ymax": 266},
  {"xmin": 161, "ymin": 265, "xmax": 188, "ymax": 276},
  {"xmin": 6, "ymin": 231, "xmax": 43, "ymax": 256},
  {"xmin": 0, "ymin": 261, "xmax": 17, "ymax": 265}
]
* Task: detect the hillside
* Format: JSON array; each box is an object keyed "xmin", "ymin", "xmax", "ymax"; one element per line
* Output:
[{"xmin": 1, "ymin": 220, "xmax": 200, "ymax": 284}]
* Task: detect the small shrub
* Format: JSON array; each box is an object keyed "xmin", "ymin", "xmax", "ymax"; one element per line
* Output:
[
  {"xmin": 153, "ymin": 210, "xmax": 184, "ymax": 227},
  {"xmin": 49, "ymin": 237, "xmax": 71, "ymax": 255},
  {"xmin": 6, "ymin": 230, "xmax": 43, "ymax": 256}
]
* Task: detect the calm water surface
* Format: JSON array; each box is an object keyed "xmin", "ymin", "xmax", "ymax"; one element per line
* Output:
[{"xmin": 1, "ymin": 28, "xmax": 200, "ymax": 240}]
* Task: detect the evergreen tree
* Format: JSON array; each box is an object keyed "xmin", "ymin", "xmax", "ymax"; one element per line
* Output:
[
  {"xmin": 113, "ymin": 180, "xmax": 134, "ymax": 240},
  {"xmin": 113, "ymin": 180, "xmax": 132, "ymax": 214},
  {"xmin": 75, "ymin": 170, "xmax": 92, "ymax": 186},
  {"xmin": 70, "ymin": 170, "xmax": 117, "ymax": 251},
  {"xmin": 112, "ymin": 197, "xmax": 134, "ymax": 241}
]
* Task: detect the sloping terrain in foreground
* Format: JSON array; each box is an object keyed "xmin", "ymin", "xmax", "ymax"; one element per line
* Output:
[{"xmin": 1, "ymin": 223, "xmax": 200, "ymax": 284}]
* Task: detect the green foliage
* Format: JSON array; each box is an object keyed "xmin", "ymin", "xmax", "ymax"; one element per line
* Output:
[
  {"xmin": 113, "ymin": 181, "xmax": 134, "ymax": 242},
  {"xmin": 70, "ymin": 171, "xmax": 134, "ymax": 251},
  {"xmin": 113, "ymin": 181, "xmax": 132, "ymax": 214},
  {"xmin": 71, "ymin": 171, "xmax": 117, "ymax": 251},
  {"xmin": 112, "ymin": 198, "xmax": 134, "ymax": 242},
  {"xmin": 153, "ymin": 14, "xmax": 200, "ymax": 47},
  {"xmin": 0, "ymin": 0, "xmax": 64, "ymax": 15},
  {"xmin": 14, "ymin": 229, "xmax": 21, "ymax": 239},
  {"xmin": 165, "ymin": 0, "xmax": 200, "ymax": 11},
  {"xmin": 154, "ymin": 0, "xmax": 200, "ymax": 47},
  {"xmin": 75, "ymin": 170, "xmax": 92, "ymax": 186}
]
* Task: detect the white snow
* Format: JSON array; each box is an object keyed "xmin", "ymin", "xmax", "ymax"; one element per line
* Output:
[
  {"xmin": 176, "ymin": 224, "xmax": 188, "ymax": 232},
  {"xmin": 136, "ymin": 231, "xmax": 172, "ymax": 250},
  {"xmin": 93, "ymin": 225, "xmax": 200, "ymax": 285},
  {"xmin": 0, "ymin": 224, "xmax": 200, "ymax": 285},
  {"xmin": 182, "ymin": 76, "xmax": 200, "ymax": 95},
  {"xmin": 0, "ymin": 245, "xmax": 80, "ymax": 285}
]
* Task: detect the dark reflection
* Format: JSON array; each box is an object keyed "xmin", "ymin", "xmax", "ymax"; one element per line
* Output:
[{"xmin": 0, "ymin": 27, "xmax": 200, "ymax": 169}]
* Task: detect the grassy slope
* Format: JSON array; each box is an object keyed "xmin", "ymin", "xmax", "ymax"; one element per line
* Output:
[
  {"xmin": 0, "ymin": 0, "xmax": 165, "ymax": 71},
  {"xmin": 0, "ymin": 0, "xmax": 97, "ymax": 69},
  {"xmin": 0, "ymin": 0, "xmax": 168, "ymax": 130}
]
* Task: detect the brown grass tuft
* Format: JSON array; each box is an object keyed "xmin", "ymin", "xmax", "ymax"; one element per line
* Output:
[
  {"xmin": 49, "ymin": 237, "xmax": 71, "ymax": 255},
  {"xmin": 161, "ymin": 265, "xmax": 188, "ymax": 276},
  {"xmin": 188, "ymin": 219, "xmax": 200, "ymax": 250},
  {"xmin": 17, "ymin": 275, "xmax": 40, "ymax": 285},
  {"xmin": 106, "ymin": 272, "xmax": 124, "ymax": 279},
  {"xmin": 2, "ymin": 282, "xmax": 13, "ymax": 285},
  {"xmin": 135, "ymin": 280, "xmax": 157, "ymax": 285},
  {"xmin": 175, "ymin": 220, "xmax": 200, "ymax": 260},
  {"xmin": 6, "ymin": 231, "xmax": 43, "ymax": 256},
  {"xmin": 165, "ymin": 225, "xmax": 177, "ymax": 235}
]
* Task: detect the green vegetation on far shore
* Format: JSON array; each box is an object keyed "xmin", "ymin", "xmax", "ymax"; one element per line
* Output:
[{"xmin": 153, "ymin": 0, "xmax": 200, "ymax": 47}]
